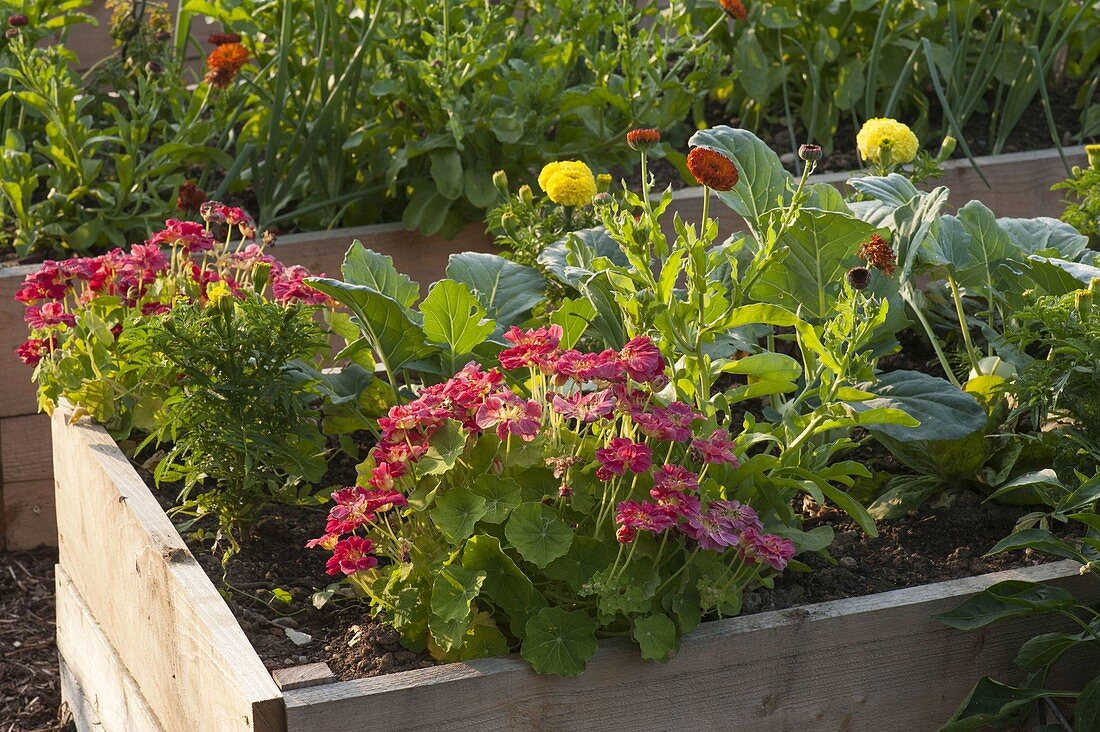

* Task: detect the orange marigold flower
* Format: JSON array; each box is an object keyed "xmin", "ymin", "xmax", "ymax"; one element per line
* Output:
[
  {"xmin": 626, "ymin": 128, "xmax": 661, "ymax": 151},
  {"xmin": 205, "ymin": 42, "xmax": 249, "ymax": 88},
  {"xmin": 719, "ymin": 0, "xmax": 748, "ymax": 21},
  {"xmin": 686, "ymin": 147, "xmax": 739, "ymax": 191},
  {"xmin": 859, "ymin": 234, "xmax": 897, "ymax": 276}
]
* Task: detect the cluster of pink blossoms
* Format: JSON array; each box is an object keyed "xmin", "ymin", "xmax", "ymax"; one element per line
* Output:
[
  {"xmin": 614, "ymin": 473, "xmax": 794, "ymax": 571},
  {"xmin": 15, "ymin": 204, "xmax": 327, "ymax": 365},
  {"xmin": 311, "ymin": 323, "xmax": 793, "ymax": 578}
]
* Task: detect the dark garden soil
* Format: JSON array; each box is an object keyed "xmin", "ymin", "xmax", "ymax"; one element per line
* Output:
[
  {"xmin": 744, "ymin": 491, "xmax": 1053, "ymax": 615},
  {"xmin": 0, "ymin": 547, "xmax": 74, "ymax": 732},
  {"xmin": 142, "ymin": 445, "xmax": 1064, "ymax": 682}
]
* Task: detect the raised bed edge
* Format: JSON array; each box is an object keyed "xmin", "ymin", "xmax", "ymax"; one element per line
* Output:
[{"xmin": 54, "ymin": 399, "xmax": 1098, "ymax": 732}]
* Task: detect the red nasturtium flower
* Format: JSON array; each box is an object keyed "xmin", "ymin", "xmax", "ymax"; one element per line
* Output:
[
  {"xmin": 686, "ymin": 147, "xmax": 739, "ymax": 191},
  {"xmin": 719, "ymin": 0, "xmax": 748, "ymax": 21},
  {"xmin": 626, "ymin": 128, "xmax": 661, "ymax": 151},
  {"xmin": 204, "ymin": 42, "xmax": 250, "ymax": 88}
]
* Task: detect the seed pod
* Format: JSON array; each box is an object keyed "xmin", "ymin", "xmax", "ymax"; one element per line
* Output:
[{"xmin": 847, "ymin": 266, "xmax": 871, "ymax": 291}]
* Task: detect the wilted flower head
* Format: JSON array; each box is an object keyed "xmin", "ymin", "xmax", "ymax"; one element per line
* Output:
[
  {"xmin": 626, "ymin": 128, "xmax": 661, "ymax": 151},
  {"xmin": 686, "ymin": 147, "xmax": 739, "ymax": 191},
  {"xmin": 858, "ymin": 234, "xmax": 896, "ymax": 275},
  {"xmin": 846, "ymin": 266, "xmax": 871, "ymax": 291},
  {"xmin": 537, "ymin": 161, "xmax": 597, "ymax": 207},
  {"xmin": 856, "ymin": 118, "xmax": 919, "ymax": 166},
  {"xmin": 718, "ymin": 0, "xmax": 748, "ymax": 20},
  {"xmin": 177, "ymin": 181, "xmax": 206, "ymax": 214},
  {"xmin": 208, "ymin": 31, "xmax": 242, "ymax": 46},
  {"xmin": 619, "ymin": 335, "xmax": 665, "ymax": 383}
]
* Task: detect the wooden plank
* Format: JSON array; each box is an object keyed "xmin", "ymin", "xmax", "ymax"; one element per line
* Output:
[
  {"xmin": 1, "ymin": 412, "xmax": 52, "ymax": 484},
  {"xmin": 60, "ymin": 656, "xmax": 105, "ymax": 732},
  {"xmin": 53, "ymin": 404, "xmax": 286, "ymax": 732},
  {"xmin": 56, "ymin": 565, "xmax": 165, "ymax": 732},
  {"xmin": 0, "ymin": 264, "xmax": 40, "ymax": 419},
  {"xmin": 273, "ymin": 663, "xmax": 338, "ymax": 692},
  {"xmin": 284, "ymin": 560, "xmax": 1096, "ymax": 732},
  {"xmin": 0, "ymin": 479, "xmax": 55, "ymax": 550},
  {"xmin": 273, "ymin": 221, "xmax": 495, "ymax": 294}
]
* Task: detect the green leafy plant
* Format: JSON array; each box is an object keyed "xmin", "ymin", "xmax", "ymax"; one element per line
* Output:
[
  {"xmin": 128, "ymin": 294, "xmax": 329, "ymax": 553},
  {"xmin": 1054, "ymin": 150, "xmax": 1100, "ymax": 247},
  {"xmin": 0, "ymin": 29, "xmax": 225, "ymax": 257},
  {"xmin": 935, "ymin": 471, "xmax": 1100, "ymax": 730}
]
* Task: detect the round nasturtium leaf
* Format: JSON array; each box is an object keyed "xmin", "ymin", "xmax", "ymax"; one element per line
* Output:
[
  {"xmin": 631, "ymin": 613, "xmax": 678, "ymax": 662},
  {"xmin": 504, "ymin": 502, "xmax": 573, "ymax": 568},
  {"xmin": 431, "ymin": 488, "xmax": 488, "ymax": 544},
  {"xmin": 521, "ymin": 607, "xmax": 599, "ymax": 676}
]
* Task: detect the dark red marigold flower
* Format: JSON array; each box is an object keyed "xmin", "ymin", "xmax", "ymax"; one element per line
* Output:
[
  {"xmin": 859, "ymin": 233, "xmax": 897, "ymax": 276},
  {"xmin": 7, "ymin": 14, "xmax": 29, "ymax": 27},
  {"xmin": 719, "ymin": 0, "xmax": 748, "ymax": 21},
  {"xmin": 626, "ymin": 128, "xmax": 661, "ymax": 151},
  {"xmin": 847, "ymin": 266, "xmax": 871, "ymax": 291},
  {"xmin": 686, "ymin": 147, "xmax": 739, "ymax": 191},
  {"xmin": 177, "ymin": 181, "xmax": 206, "ymax": 214},
  {"xmin": 208, "ymin": 31, "xmax": 242, "ymax": 46}
]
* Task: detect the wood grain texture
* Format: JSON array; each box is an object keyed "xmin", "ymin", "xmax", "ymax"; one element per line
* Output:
[
  {"xmin": 0, "ymin": 264, "xmax": 40, "ymax": 419},
  {"xmin": 60, "ymin": 657, "xmax": 106, "ymax": 732},
  {"xmin": 273, "ymin": 663, "xmax": 338, "ymax": 692},
  {"xmin": 1, "ymin": 412, "xmax": 52, "ymax": 483},
  {"xmin": 0, "ymin": 479, "xmax": 54, "ymax": 550},
  {"xmin": 53, "ymin": 404, "xmax": 286, "ymax": 732},
  {"xmin": 284, "ymin": 561, "xmax": 1097, "ymax": 732},
  {"xmin": 56, "ymin": 565, "xmax": 164, "ymax": 732}
]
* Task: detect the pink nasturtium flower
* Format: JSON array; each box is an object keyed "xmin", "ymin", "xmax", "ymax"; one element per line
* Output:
[
  {"xmin": 325, "ymin": 536, "xmax": 379, "ymax": 576},
  {"xmin": 476, "ymin": 392, "xmax": 543, "ymax": 441}
]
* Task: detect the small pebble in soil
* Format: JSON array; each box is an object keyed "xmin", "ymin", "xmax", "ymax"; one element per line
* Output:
[{"xmin": 839, "ymin": 556, "xmax": 857, "ymax": 568}]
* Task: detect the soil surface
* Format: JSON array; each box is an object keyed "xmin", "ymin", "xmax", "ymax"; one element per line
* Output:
[
  {"xmin": 142, "ymin": 453, "xmax": 434, "ymax": 682},
  {"xmin": 745, "ymin": 491, "xmax": 1055, "ymax": 614},
  {"xmin": 160, "ymin": 462, "xmax": 1061, "ymax": 681},
  {"xmin": 0, "ymin": 547, "xmax": 73, "ymax": 732}
]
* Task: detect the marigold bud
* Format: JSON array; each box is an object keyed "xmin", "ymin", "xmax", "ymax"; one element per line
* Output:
[
  {"xmin": 1075, "ymin": 289, "xmax": 1092, "ymax": 320},
  {"xmin": 596, "ymin": 173, "xmax": 612, "ymax": 193},
  {"xmin": 491, "ymin": 170, "xmax": 509, "ymax": 197},
  {"xmin": 7, "ymin": 14, "xmax": 28, "ymax": 27},
  {"xmin": 208, "ymin": 32, "xmax": 242, "ymax": 46},
  {"xmin": 155, "ymin": 30, "xmax": 172, "ymax": 41},
  {"xmin": 500, "ymin": 212, "xmax": 520, "ymax": 238},
  {"xmin": 626, "ymin": 128, "xmax": 661, "ymax": 151},
  {"xmin": 4, "ymin": 27, "xmax": 18, "ymax": 38},
  {"xmin": 798, "ymin": 144, "xmax": 822, "ymax": 162},
  {"xmin": 593, "ymin": 192, "xmax": 612, "ymax": 207},
  {"xmin": 146, "ymin": 61, "xmax": 164, "ymax": 74},
  {"xmin": 938, "ymin": 136, "xmax": 957, "ymax": 162},
  {"xmin": 518, "ymin": 184, "xmax": 534, "ymax": 207},
  {"xmin": 847, "ymin": 266, "xmax": 871, "ymax": 291},
  {"xmin": 718, "ymin": 0, "xmax": 748, "ymax": 21}
]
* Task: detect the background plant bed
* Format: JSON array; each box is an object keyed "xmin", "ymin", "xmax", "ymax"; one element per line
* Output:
[
  {"xmin": 5, "ymin": 144, "xmax": 1087, "ymax": 552},
  {"xmin": 53, "ymin": 402, "xmax": 1100, "ymax": 731},
  {"xmin": 0, "ymin": 221, "xmax": 493, "ymax": 551}
]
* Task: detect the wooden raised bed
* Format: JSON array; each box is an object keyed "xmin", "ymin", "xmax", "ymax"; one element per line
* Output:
[
  {"xmin": 54, "ymin": 402, "xmax": 1099, "ymax": 731},
  {"xmin": 0, "ymin": 222, "xmax": 493, "ymax": 550},
  {"xmin": 4, "ymin": 144, "xmax": 1088, "ymax": 549}
]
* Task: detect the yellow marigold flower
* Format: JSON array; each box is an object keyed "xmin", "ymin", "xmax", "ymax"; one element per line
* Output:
[
  {"xmin": 538, "ymin": 161, "xmax": 597, "ymax": 207},
  {"xmin": 856, "ymin": 118, "xmax": 920, "ymax": 166},
  {"xmin": 1086, "ymin": 144, "xmax": 1100, "ymax": 170},
  {"xmin": 206, "ymin": 280, "xmax": 233, "ymax": 306}
]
